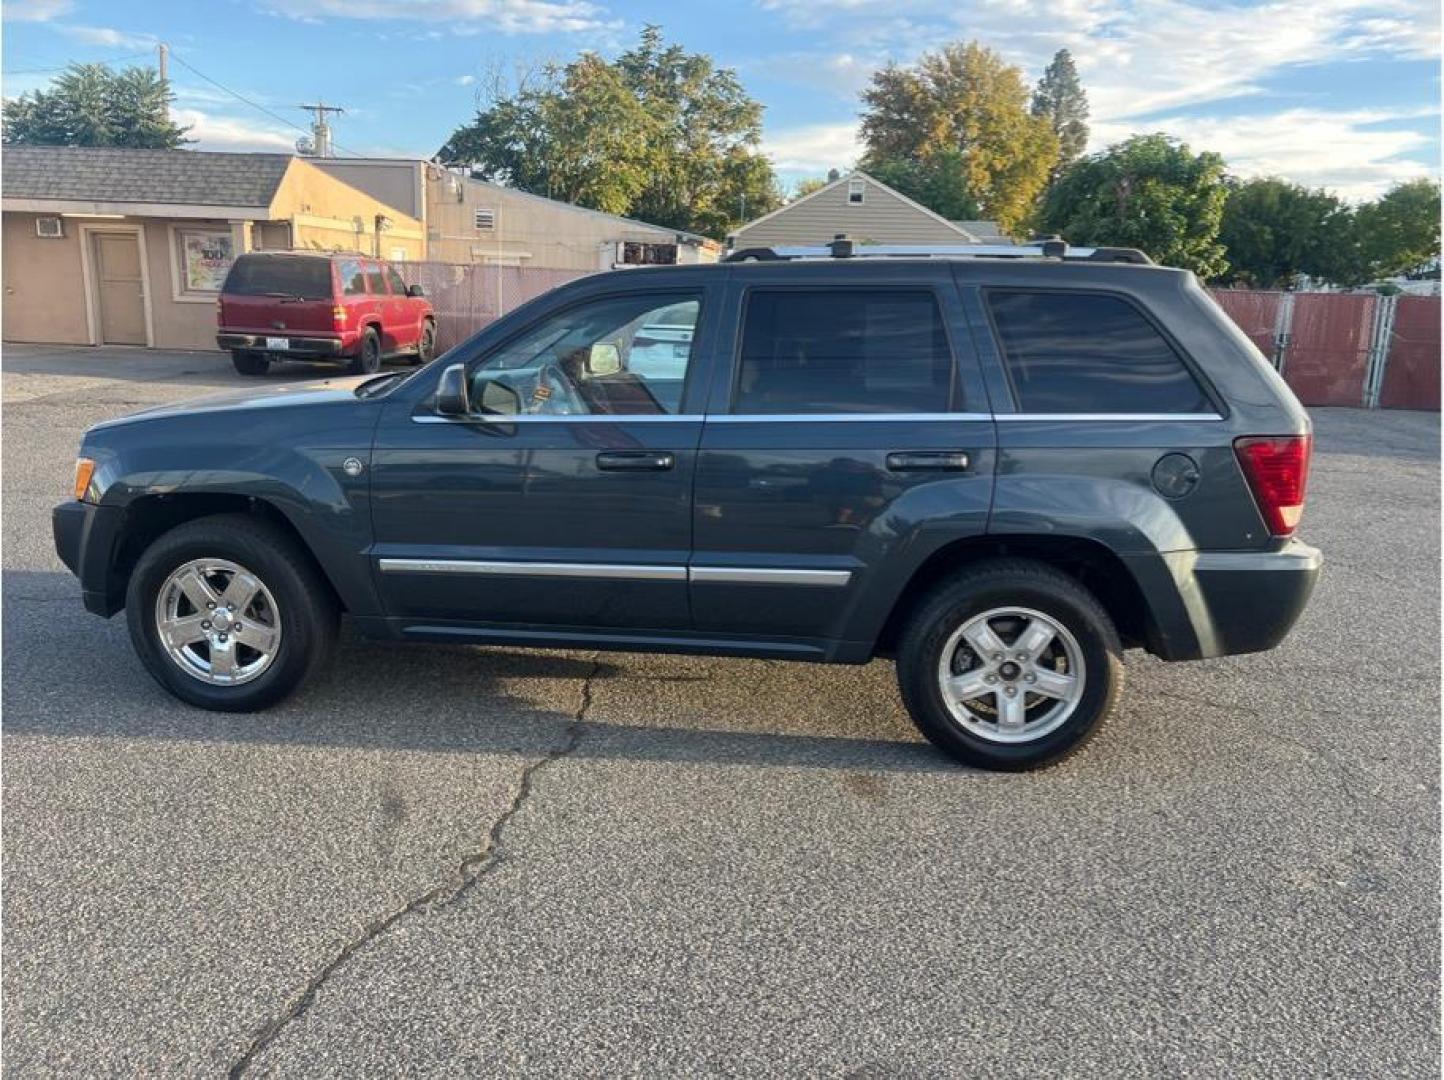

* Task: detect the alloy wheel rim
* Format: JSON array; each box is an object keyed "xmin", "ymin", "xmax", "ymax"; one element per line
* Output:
[
  {"xmin": 153, "ymin": 557, "xmax": 282, "ymax": 686},
  {"xmin": 936, "ymin": 606, "xmax": 1085, "ymax": 744}
]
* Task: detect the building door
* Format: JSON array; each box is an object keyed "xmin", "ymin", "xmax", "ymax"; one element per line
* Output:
[{"xmin": 92, "ymin": 232, "xmax": 147, "ymax": 345}]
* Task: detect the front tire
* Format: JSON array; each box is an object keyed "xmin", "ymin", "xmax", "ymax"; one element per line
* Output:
[
  {"xmin": 232, "ymin": 350, "xmax": 269, "ymax": 376},
  {"xmin": 348, "ymin": 328, "xmax": 381, "ymax": 375},
  {"xmin": 897, "ymin": 559, "xmax": 1123, "ymax": 771},
  {"xmin": 125, "ymin": 514, "xmax": 338, "ymax": 711}
]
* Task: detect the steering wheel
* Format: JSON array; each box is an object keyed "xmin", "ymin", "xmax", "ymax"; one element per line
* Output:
[{"xmin": 530, "ymin": 360, "xmax": 587, "ymax": 415}]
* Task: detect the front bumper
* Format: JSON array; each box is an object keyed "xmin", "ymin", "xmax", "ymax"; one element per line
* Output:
[
  {"xmin": 53, "ymin": 500, "xmax": 126, "ymax": 616},
  {"xmin": 217, "ymin": 333, "xmax": 349, "ymax": 359},
  {"xmin": 1131, "ymin": 540, "xmax": 1322, "ymax": 661}
]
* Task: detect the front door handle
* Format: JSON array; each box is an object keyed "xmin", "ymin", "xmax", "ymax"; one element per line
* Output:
[
  {"xmin": 596, "ymin": 450, "xmax": 675, "ymax": 471},
  {"xmin": 885, "ymin": 450, "xmax": 971, "ymax": 472}
]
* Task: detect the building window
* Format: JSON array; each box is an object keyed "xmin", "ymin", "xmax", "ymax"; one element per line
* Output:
[
  {"xmin": 847, "ymin": 180, "xmax": 865, "ymax": 205},
  {"xmin": 175, "ymin": 228, "xmax": 235, "ymax": 293},
  {"xmin": 474, "ymin": 208, "xmax": 495, "ymax": 230}
]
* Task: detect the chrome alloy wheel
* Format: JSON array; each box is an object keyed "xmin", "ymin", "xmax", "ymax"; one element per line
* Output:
[
  {"xmin": 936, "ymin": 606, "xmax": 1085, "ymax": 744},
  {"xmin": 153, "ymin": 558, "xmax": 282, "ymax": 686}
]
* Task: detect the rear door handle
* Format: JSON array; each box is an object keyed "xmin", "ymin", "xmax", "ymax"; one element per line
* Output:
[
  {"xmin": 885, "ymin": 451, "xmax": 971, "ymax": 472},
  {"xmin": 596, "ymin": 450, "xmax": 675, "ymax": 471}
]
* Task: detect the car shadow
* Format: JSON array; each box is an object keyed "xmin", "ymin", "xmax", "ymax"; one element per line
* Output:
[{"xmin": 2, "ymin": 571, "xmax": 954, "ymax": 776}]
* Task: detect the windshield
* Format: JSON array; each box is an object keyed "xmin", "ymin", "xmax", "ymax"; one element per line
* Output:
[{"xmin": 223, "ymin": 256, "xmax": 332, "ymax": 300}]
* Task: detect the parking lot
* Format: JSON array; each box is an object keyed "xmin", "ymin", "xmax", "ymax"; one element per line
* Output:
[{"xmin": 2, "ymin": 343, "xmax": 1439, "ymax": 1076}]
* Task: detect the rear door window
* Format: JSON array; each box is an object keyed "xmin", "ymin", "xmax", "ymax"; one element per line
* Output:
[
  {"xmin": 222, "ymin": 256, "xmax": 331, "ymax": 300},
  {"xmin": 365, "ymin": 261, "xmax": 388, "ymax": 296},
  {"xmin": 338, "ymin": 259, "xmax": 366, "ymax": 297},
  {"xmin": 386, "ymin": 266, "xmax": 408, "ymax": 297},
  {"xmin": 733, "ymin": 289, "xmax": 954, "ymax": 414},
  {"xmin": 986, "ymin": 290, "xmax": 1213, "ymax": 414}
]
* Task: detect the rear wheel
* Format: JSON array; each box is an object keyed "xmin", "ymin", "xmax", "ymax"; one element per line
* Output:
[
  {"xmin": 348, "ymin": 328, "xmax": 381, "ymax": 375},
  {"xmin": 231, "ymin": 350, "xmax": 269, "ymax": 376},
  {"xmin": 414, "ymin": 320, "xmax": 436, "ymax": 364},
  {"xmin": 897, "ymin": 559, "xmax": 1123, "ymax": 771},
  {"xmin": 125, "ymin": 514, "xmax": 338, "ymax": 711}
]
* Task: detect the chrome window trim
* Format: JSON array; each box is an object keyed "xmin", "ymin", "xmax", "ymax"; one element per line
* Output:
[
  {"xmin": 993, "ymin": 412, "xmax": 1224, "ymax": 422},
  {"xmin": 376, "ymin": 558, "xmax": 853, "ymax": 587},
  {"xmin": 378, "ymin": 558, "xmax": 687, "ymax": 581},
  {"xmin": 708, "ymin": 412, "xmax": 991, "ymax": 423},
  {"xmin": 412, "ymin": 413, "xmax": 704, "ymax": 424}
]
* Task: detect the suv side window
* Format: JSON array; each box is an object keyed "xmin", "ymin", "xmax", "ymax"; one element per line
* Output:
[
  {"xmin": 734, "ymin": 290, "xmax": 953, "ymax": 414},
  {"xmin": 338, "ymin": 258, "xmax": 366, "ymax": 297},
  {"xmin": 365, "ymin": 261, "xmax": 388, "ymax": 296},
  {"xmin": 386, "ymin": 265, "xmax": 408, "ymax": 297},
  {"xmin": 987, "ymin": 290, "xmax": 1213, "ymax": 414},
  {"xmin": 469, "ymin": 293, "xmax": 700, "ymax": 416}
]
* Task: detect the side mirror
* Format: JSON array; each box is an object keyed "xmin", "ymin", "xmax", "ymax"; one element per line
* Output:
[
  {"xmin": 406, "ymin": 283, "xmax": 427, "ymax": 298},
  {"xmin": 435, "ymin": 362, "xmax": 469, "ymax": 415}
]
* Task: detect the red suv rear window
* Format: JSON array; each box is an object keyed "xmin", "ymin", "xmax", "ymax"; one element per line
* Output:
[{"xmin": 222, "ymin": 256, "xmax": 332, "ymax": 300}]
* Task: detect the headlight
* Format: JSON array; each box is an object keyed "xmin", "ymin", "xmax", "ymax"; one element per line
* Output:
[{"xmin": 73, "ymin": 458, "xmax": 97, "ymax": 502}]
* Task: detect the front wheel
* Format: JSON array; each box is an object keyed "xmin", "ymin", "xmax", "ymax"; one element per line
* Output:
[
  {"xmin": 897, "ymin": 559, "xmax": 1123, "ymax": 771},
  {"xmin": 125, "ymin": 514, "xmax": 338, "ymax": 711}
]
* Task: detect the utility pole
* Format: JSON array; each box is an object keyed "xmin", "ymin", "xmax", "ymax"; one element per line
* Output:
[
  {"xmin": 157, "ymin": 42, "xmax": 168, "ymax": 83},
  {"xmin": 298, "ymin": 101, "xmax": 345, "ymax": 158}
]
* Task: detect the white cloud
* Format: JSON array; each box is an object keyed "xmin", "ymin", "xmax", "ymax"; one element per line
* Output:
[
  {"xmin": 761, "ymin": 122, "xmax": 863, "ymax": 173},
  {"xmin": 455, "ymin": 74, "xmax": 477, "ymax": 86},
  {"xmin": 262, "ymin": 0, "xmax": 612, "ymax": 33},
  {"xmin": 172, "ymin": 108, "xmax": 298, "ymax": 152},
  {"xmin": 55, "ymin": 25, "xmax": 159, "ymax": 49},
  {"xmin": 3, "ymin": 0, "xmax": 74, "ymax": 22}
]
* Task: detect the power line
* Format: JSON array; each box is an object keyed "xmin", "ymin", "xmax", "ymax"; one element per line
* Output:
[
  {"xmin": 166, "ymin": 48, "xmax": 365, "ymax": 157},
  {"xmin": 5, "ymin": 52, "xmax": 153, "ymax": 75}
]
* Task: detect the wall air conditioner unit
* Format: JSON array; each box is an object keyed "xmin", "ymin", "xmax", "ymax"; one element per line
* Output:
[{"xmin": 35, "ymin": 216, "xmax": 63, "ymax": 238}]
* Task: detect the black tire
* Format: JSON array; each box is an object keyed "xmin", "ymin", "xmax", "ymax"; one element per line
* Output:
[
  {"xmin": 232, "ymin": 350, "xmax": 269, "ymax": 376},
  {"xmin": 348, "ymin": 328, "xmax": 381, "ymax": 375},
  {"xmin": 896, "ymin": 559, "xmax": 1124, "ymax": 771},
  {"xmin": 125, "ymin": 514, "xmax": 339, "ymax": 712},
  {"xmin": 414, "ymin": 320, "xmax": 436, "ymax": 365}
]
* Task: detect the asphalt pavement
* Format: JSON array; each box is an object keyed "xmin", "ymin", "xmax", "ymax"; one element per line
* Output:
[{"xmin": 2, "ymin": 344, "xmax": 1439, "ymax": 1076}]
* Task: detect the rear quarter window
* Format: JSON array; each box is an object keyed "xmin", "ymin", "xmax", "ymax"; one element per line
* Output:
[
  {"xmin": 986, "ymin": 290, "xmax": 1213, "ymax": 414},
  {"xmin": 222, "ymin": 256, "xmax": 331, "ymax": 300}
]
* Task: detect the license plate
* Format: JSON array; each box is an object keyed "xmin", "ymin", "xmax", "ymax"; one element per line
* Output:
[{"xmin": 265, "ymin": 336, "xmax": 289, "ymax": 351}]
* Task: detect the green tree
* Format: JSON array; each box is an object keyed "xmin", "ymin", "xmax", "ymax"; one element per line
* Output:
[
  {"xmin": 3, "ymin": 63, "xmax": 190, "ymax": 148},
  {"xmin": 1031, "ymin": 49, "xmax": 1089, "ymax": 173},
  {"xmin": 1040, "ymin": 134, "xmax": 1229, "ymax": 276},
  {"xmin": 439, "ymin": 26, "xmax": 779, "ymax": 237},
  {"xmin": 1217, "ymin": 177, "xmax": 1363, "ymax": 287},
  {"xmin": 1356, "ymin": 178, "xmax": 1441, "ymax": 278},
  {"xmin": 793, "ymin": 176, "xmax": 831, "ymax": 199},
  {"xmin": 864, "ymin": 149, "xmax": 981, "ymax": 221},
  {"xmin": 859, "ymin": 42, "xmax": 1058, "ymax": 234}
]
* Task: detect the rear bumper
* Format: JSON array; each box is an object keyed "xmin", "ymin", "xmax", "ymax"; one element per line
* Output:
[
  {"xmin": 1132, "ymin": 540, "xmax": 1321, "ymax": 661},
  {"xmin": 217, "ymin": 333, "xmax": 351, "ymax": 358},
  {"xmin": 53, "ymin": 500, "xmax": 126, "ymax": 616}
]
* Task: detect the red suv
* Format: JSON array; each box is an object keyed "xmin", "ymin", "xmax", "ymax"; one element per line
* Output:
[{"xmin": 217, "ymin": 252, "xmax": 436, "ymax": 376}]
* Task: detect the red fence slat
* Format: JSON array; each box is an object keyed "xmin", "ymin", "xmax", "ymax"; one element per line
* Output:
[
  {"xmin": 1208, "ymin": 289, "xmax": 1283, "ymax": 361},
  {"xmin": 1379, "ymin": 296, "xmax": 1442, "ymax": 411},
  {"xmin": 1279, "ymin": 293, "xmax": 1376, "ymax": 407}
]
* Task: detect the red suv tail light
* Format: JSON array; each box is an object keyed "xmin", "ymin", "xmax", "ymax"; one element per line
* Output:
[
  {"xmin": 1233, "ymin": 435, "xmax": 1312, "ymax": 537},
  {"xmin": 332, "ymin": 305, "xmax": 349, "ymax": 331}
]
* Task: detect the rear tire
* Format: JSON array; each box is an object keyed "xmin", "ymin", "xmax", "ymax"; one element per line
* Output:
[
  {"xmin": 897, "ymin": 559, "xmax": 1124, "ymax": 771},
  {"xmin": 125, "ymin": 514, "xmax": 339, "ymax": 712},
  {"xmin": 414, "ymin": 320, "xmax": 436, "ymax": 365},
  {"xmin": 348, "ymin": 328, "xmax": 381, "ymax": 375},
  {"xmin": 231, "ymin": 350, "xmax": 269, "ymax": 376}
]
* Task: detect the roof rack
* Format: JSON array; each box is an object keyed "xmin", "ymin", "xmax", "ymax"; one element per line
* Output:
[{"xmin": 724, "ymin": 235, "xmax": 1153, "ymax": 266}]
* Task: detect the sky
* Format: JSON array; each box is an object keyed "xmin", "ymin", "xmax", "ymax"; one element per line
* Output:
[{"xmin": 2, "ymin": 0, "xmax": 1439, "ymax": 202}]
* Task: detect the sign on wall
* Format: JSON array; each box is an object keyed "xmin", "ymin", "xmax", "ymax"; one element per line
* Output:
[{"xmin": 178, "ymin": 228, "xmax": 235, "ymax": 292}]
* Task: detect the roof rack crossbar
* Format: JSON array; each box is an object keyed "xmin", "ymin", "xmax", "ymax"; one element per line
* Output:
[{"xmin": 724, "ymin": 239, "xmax": 1152, "ymax": 266}]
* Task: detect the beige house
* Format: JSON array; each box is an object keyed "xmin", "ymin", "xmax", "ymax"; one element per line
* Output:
[
  {"xmin": 313, "ymin": 157, "xmax": 721, "ymax": 271},
  {"xmin": 2, "ymin": 146, "xmax": 425, "ymax": 351},
  {"xmin": 730, "ymin": 170, "xmax": 995, "ymax": 251}
]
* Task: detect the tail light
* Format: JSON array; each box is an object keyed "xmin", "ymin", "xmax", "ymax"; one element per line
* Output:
[
  {"xmin": 1234, "ymin": 435, "xmax": 1312, "ymax": 537},
  {"xmin": 332, "ymin": 305, "xmax": 349, "ymax": 330}
]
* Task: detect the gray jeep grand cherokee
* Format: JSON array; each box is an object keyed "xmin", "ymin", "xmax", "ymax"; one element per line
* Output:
[{"xmin": 53, "ymin": 239, "xmax": 1320, "ymax": 770}]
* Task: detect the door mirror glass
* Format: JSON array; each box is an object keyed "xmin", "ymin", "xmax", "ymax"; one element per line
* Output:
[
  {"xmin": 475, "ymin": 377, "xmax": 520, "ymax": 416},
  {"xmin": 435, "ymin": 362, "xmax": 469, "ymax": 415},
  {"xmin": 587, "ymin": 341, "xmax": 622, "ymax": 376}
]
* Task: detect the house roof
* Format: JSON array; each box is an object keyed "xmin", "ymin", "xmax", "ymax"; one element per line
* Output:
[
  {"xmin": 2, "ymin": 146, "xmax": 292, "ymax": 208},
  {"xmin": 952, "ymin": 220, "xmax": 1010, "ymax": 242},
  {"xmin": 730, "ymin": 170, "xmax": 981, "ymax": 242}
]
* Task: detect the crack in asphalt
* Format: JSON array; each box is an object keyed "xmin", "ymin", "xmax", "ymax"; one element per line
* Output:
[{"xmin": 225, "ymin": 655, "xmax": 602, "ymax": 1078}]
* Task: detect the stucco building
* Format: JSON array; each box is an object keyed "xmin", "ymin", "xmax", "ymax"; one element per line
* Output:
[
  {"xmin": 312, "ymin": 157, "xmax": 720, "ymax": 271},
  {"xmin": 2, "ymin": 146, "xmax": 425, "ymax": 350}
]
